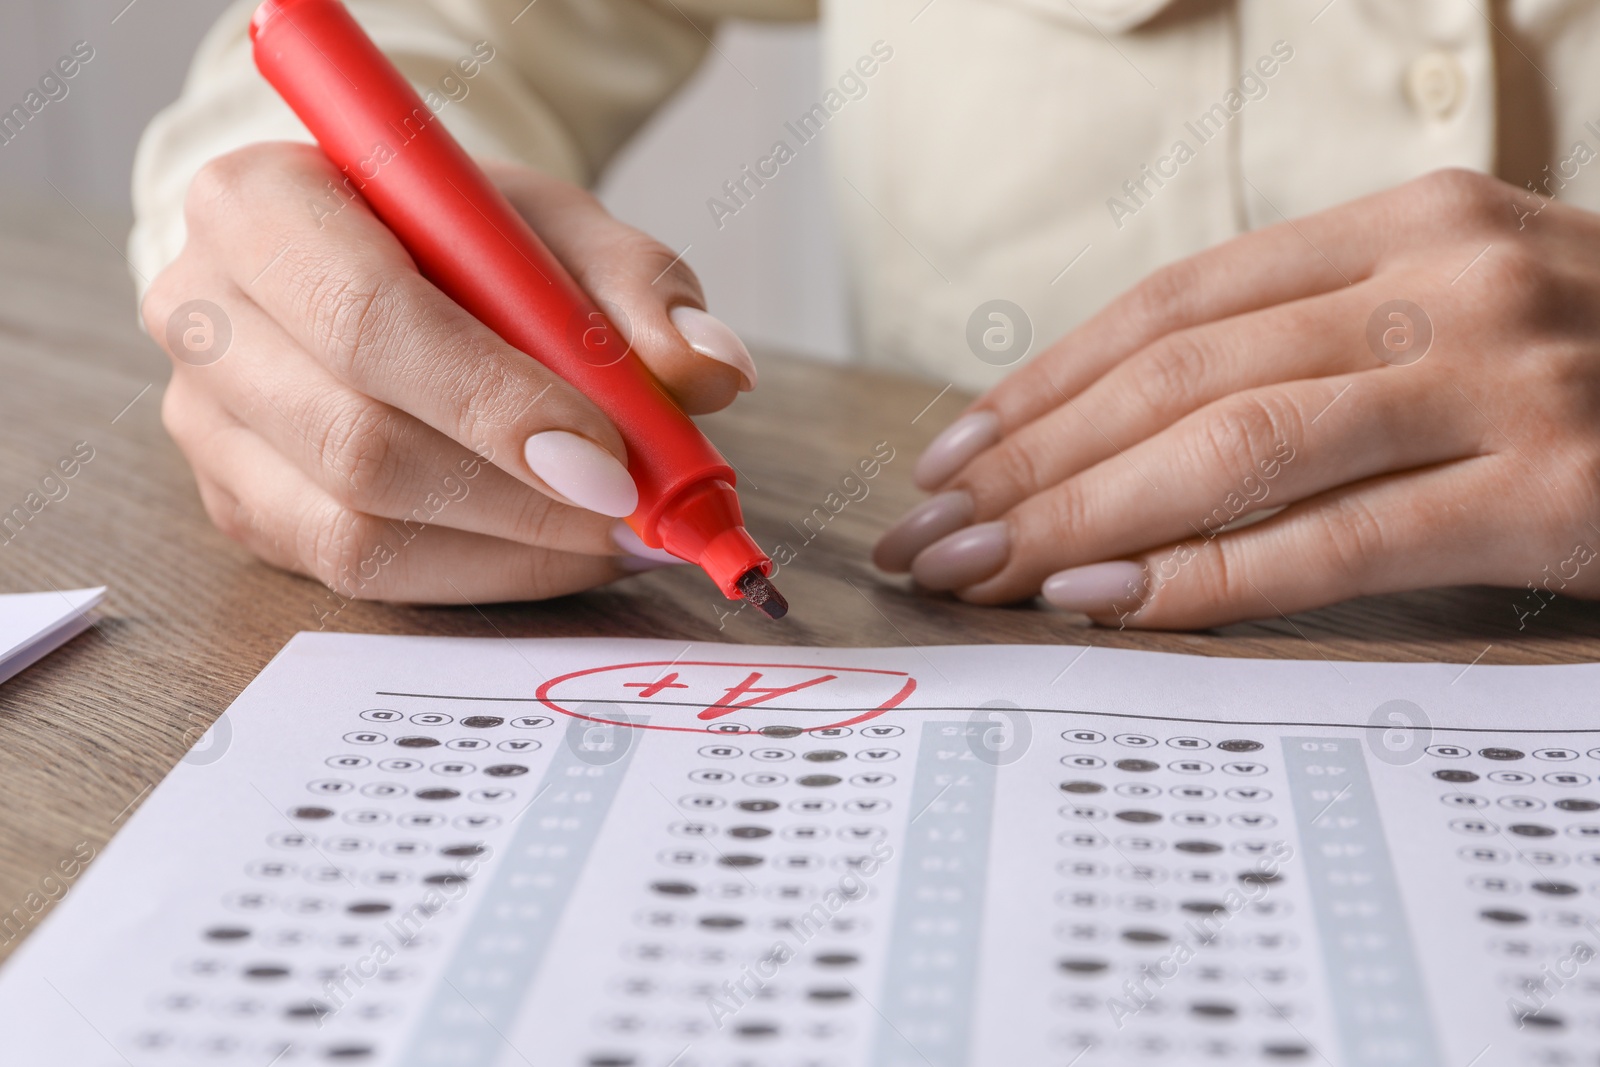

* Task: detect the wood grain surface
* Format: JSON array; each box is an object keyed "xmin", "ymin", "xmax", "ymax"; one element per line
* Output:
[{"xmin": 3, "ymin": 205, "xmax": 1599, "ymax": 961}]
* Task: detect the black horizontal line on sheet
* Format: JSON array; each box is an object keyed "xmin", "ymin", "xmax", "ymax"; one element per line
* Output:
[{"xmin": 372, "ymin": 692, "xmax": 1600, "ymax": 735}]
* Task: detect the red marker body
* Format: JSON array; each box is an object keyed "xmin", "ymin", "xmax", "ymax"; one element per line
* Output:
[{"xmin": 249, "ymin": 0, "xmax": 779, "ymax": 608}]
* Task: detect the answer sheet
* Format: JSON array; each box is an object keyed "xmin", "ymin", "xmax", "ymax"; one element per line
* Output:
[{"xmin": 3, "ymin": 634, "xmax": 1599, "ymax": 1067}]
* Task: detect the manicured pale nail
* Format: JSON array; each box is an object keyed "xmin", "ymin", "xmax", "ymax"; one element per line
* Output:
[
  {"xmin": 612, "ymin": 522, "xmax": 688, "ymax": 570},
  {"xmin": 670, "ymin": 306, "xmax": 757, "ymax": 391},
  {"xmin": 873, "ymin": 491, "xmax": 975, "ymax": 573},
  {"xmin": 913, "ymin": 411, "xmax": 1000, "ymax": 490},
  {"xmin": 910, "ymin": 521, "xmax": 1010, "ymax": 591},
  {"xmin": 523, "ymin": 430, "xmax": 638, "ymax": 519},
  {"xmin": 1042, "ymin": 561, "xmax": 1148, "ymax": 615}
]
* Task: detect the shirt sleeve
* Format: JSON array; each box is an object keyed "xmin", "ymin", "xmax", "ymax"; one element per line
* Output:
[{"xmin": 128, "ymin": 0, "xmax": 816, "ymax": 298}]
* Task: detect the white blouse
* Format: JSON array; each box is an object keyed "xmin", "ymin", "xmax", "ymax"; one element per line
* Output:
[{"xmin": 131, "ymin": 0, "xmax": 1600, "ymax": 391}]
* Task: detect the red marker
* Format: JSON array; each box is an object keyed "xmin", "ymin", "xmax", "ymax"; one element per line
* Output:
[{"xmin": 249, "ymin": 0, "xmax": 786, "ymax": 619}]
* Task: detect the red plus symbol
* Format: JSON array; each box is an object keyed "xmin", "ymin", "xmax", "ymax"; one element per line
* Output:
[{"xmin": 624, "ymin": 672, "xmax": 691, "ymax": 699}]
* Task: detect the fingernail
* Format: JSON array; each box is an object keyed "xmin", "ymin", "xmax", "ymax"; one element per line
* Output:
[
  {"xmin": 670, "ymin": 305, "xmax": 757, "ymax": 392},
  {"xmin": 523, "ymin": 430, "xmax": 638, "ymax": 519},
  {"xmin": 913, "ymin": 411, "xmax": 1000, "ymax": 490},
  {"xmin": 910, "ymin": 520, "xmax": 1010, "ymax": 591},
  {"xmin": 872, "ymin": 491, "xmax": 975, "ymax": 573},
  {"xmin": 612, "ymin": 522, "xmax": 688, "ymax": 571},
  {"xmin": 1042, "ymin": 561, "xmax": 1148, "ymax": 615}
]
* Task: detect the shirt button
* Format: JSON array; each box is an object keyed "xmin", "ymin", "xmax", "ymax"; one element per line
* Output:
[{"xmin": 1405, "ymin": 50, "xmax": 1466, "ymax": 121}]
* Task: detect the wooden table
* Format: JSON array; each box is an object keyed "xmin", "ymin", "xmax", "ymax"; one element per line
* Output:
[{"xmin": 4, "ymin": 205, "xmax": 1600, "ymax": 963}]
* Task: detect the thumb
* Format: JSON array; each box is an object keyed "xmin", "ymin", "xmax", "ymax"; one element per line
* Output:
[{"xmin": 487, "ymin": 161, "xmax": 756, "ymax": 414}]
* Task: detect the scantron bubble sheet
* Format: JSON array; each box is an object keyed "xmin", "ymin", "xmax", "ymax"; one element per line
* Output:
[{"xmin": 4, "ymin": 633, "xmax": 1599, "ymax": 1067}]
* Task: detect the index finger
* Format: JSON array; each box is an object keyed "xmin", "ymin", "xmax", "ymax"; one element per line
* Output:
[{"xmin": 962, "ymin": 181, "xmax": 1407, "ymax": 455}]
